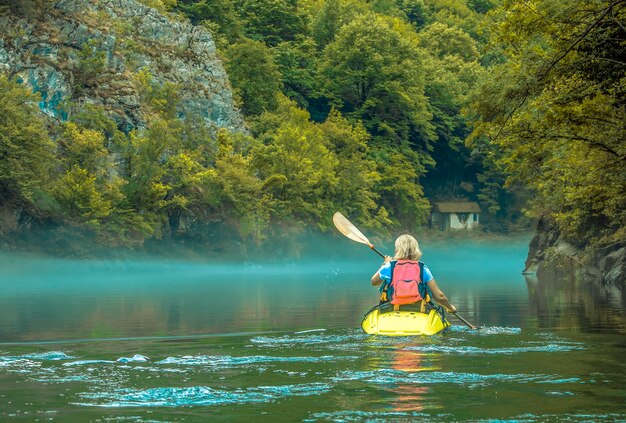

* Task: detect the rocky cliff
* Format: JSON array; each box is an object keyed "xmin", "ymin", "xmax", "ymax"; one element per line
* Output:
[
  {"xmin": 0, "ymin": 0, "xmax": 245, "ymax": 133},
  {"xmin": 525, "ymin": 216, "xmax": 625, "ymax": 290}
]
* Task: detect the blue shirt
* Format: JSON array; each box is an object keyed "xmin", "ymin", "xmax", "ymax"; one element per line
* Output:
[{"xmin": 377, "ymin": 261, "xmax": 433, "ymax": 293}]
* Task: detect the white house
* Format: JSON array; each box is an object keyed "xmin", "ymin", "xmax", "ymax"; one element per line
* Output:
[{"xmin": 431, "ymin": 201, "xmax": 481, "ymax": 230}]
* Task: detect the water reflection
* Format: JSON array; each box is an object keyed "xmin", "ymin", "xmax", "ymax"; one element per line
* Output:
[
  {"xmin": 525, "ymin": 264, "xmax": 626, "ymax": 333},
  {"xmin": 391, "ymin": 348, "xmax": 429, "ymax": 412}
]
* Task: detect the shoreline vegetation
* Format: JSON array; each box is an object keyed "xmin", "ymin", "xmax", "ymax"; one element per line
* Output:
[{"xmin": 0, "ymin": 0, "xmax": 623, "ymax": 283}]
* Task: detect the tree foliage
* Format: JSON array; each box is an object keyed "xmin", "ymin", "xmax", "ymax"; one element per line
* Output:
[
  {"xmin": 318, "ymin": 13, "xmax": 437, "ymax": 226},
  {"xmin": 272, "ymin": 36, "xmax": 318, "ymax": 108},
  {"xmin": 320, "ymin": 14, "xmax": 433, "ymax": 148},
  {"xmin": 251, "ymin": 97, "xmax": 387, "ymax": 229},
  {"xmin": 225, "ymin": 39, "xmax": 283, "ymax": 116},
  {"xmin": 470, "ymin": 0, "xmax": 626, "ymax": 246},
  {"xmin": 238, "ymin": 0, "xmax": 307, "ymax": 46},
  {"xmin": 0, "ymin": 75, "xmax": 55, "ymax": 208},
  {"xmin": 170, "ymin": 0, "xmax": 510, "ymax": 233},
  {"xmin": 6, "ymin": 0, "xmax": 585, "ymax": 252},
  {"xmin": 175, "ymin": 0, "xmax": 242, "ymax": 47},
  {"xmin": 418, "ymin": 21, "xmax": 485, "ymax": 199}
]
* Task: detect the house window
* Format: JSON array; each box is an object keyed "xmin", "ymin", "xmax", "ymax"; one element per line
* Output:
[{"xmin": 473, "ymin": 213, "xmax": 478, "ymax": 222}]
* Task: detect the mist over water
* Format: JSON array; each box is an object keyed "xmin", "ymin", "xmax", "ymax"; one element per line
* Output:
[
  {"xmin": 0, "ymin": 235, "xmax": 530, "ymax": 342},
  {"xmin": 1, "ymin": 235, "xmax": 625, "ymax": 421}
]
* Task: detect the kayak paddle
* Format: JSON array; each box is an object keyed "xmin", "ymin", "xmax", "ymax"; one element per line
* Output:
[
  {"xmin": 332, "ymin": 211, "xmax": 478, "ymax": 330},
  {"xmin": 332, "ymin": 212, "xmax": 385, "ymax": 259}
]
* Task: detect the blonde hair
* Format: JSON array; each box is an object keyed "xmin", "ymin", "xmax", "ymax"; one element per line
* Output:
[{"xmin": 394, "ymin": 234, "xmax": 422, "ymax": 261}]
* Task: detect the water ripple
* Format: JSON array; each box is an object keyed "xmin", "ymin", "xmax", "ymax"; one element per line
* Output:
[
  {"xmin": 157, "ymin": 354, "xmax": 356, "ymax": 366},
  {"xmin": 32, "ymin": 375, "xmax": 93, "ymax": 383},
  {"xmin": 116, "ymin": 354, "xmax": 149, "ymax": 363},
  {"xmin": 1, "ymin": 351, "xmax": 75, "ymax": 362},
  {"xmin": 403, "ymin": 343, "xmax": 585, "ymax": 355},
  {"xmin": 250, "ymin": 333, "xmax": 368, "ymax": 346},
  {"xmin": 545, "ymin": 391, "xmax": 575, "ymax": 396},
  {"xmin": 306, "ymin": 410, "xmax": 442, "ymax": 422},
  {"xmin": 63, "ymin": 359, "xmax": 117, "ymax": 366},
  {"xmin": 74, "ymin": 383, "xmax": 332, "ymax": 407},
  {"xmin": 473, "ymin": 413, "xmax": 626, "ymax": 423},
  {"xmin": 475, "ymin": 326, "xmax": 522, "ymax": 335},
  {"xmin": 332, "ymin": 369, "xmax": 582, "ymax": 386}
]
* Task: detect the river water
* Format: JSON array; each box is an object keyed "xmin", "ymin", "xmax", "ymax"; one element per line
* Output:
[{"xmin": 0, "ymin": 237, "xmax": 625, "ymax": 421}]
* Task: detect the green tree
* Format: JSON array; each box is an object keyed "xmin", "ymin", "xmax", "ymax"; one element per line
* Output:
[
  {"xmin": 0, "ymin": 75, "xmax": 55, "ymax": 208},
  {"xmin": 206, "ymin": 130, "xmax": 268, "ymax": 239},
  {"xmin": 319, "ymin": 13, "xmax": 434, "ymax": 228},
  {"xmin": 175, "ymin": 0, "xmax": 242, "ymax": 46},
  {"xmin": 309, "ymin": 0, "xmax": 372, "ymax": 48},
  {"xmin": 419, "ymin": 21, "xmax": 479, "ymax": 62},
  {"xmin": 319, "ymin": 13, "xmax": 434, "ymax": 152},
  {"xmin": 251, "ymin": 96, "xmax": 339, "ymax": 225},
  {"xmin": 466, "ymin": 0, "xmax": 496, "ymax": 14},
  {"xmin": 395, "ymin": 0, "xmax": 428, "ymax": 29},
  {"xmin": 470, "ymin": 136, "xmax": 527, "ymax": 230},
  {"xmin": 135, "ymin": 68, "xmax": 181, "ymax": 120},
  {"xmin": 239, "ymin": 0, "xmax": 307, "ymax": 46},
  {"xmin": 320, "ymin": 109, "xmax": 386, "ymax": 229},
  {"xmin": 74, "ymin": 40, "xmax": 107, "ymax": 93},
  {"xmin": 57, "ymin": 123, "xmax": 109, "ymax": 175},
  {"xmin": 310, "ymin": 0, "xmax": 343, "ymax": 48},
  {"xmin": 372, "ymin": 146, "xmax": 431, "ymax": 228},
  {"xmin": 272, "ymin": 36, "xmax": 318, "ymax": 108},
  {"xmin": 52, "ymin": 166, "xmax": 119, "ymax": 225},
  {"xmin": 68, "ymin": 104, "xmax": 127, "ymax": 149},
  {"xmin": 122, "ymin": 119, "xmax": 177, "ymax": 210},
  {"xmin": 53, "ymin": 122, "xmax": 125, "ymax": 229},
  {"xmin": 423, "ymin": 0, "xmax": 482, "ymax": 40},
  {"xmin": 225, "ymin": 39, "xmax": 283, "ymax": 115},
  {"xmin": 418, "ymin": 22, "xmax": 485, "ymax": 198},
  {"xmin": 470, "ymin": 0, "xmax": 626, "ymax": 247},
  {"xmin": 161, "ymin": 150, "xmax": 213, "ymax": 233}
]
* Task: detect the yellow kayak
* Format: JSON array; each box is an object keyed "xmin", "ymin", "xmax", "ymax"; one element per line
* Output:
[{"xmin": 361, "ymin": 306, "xmax": 450, "ymax": 336}]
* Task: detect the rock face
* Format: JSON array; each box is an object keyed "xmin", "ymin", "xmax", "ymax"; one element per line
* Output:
[
  {"xmin": 525, "ymin": 216, "xmax": 625, "ymax": 289},
  {"xmin": 600, "ymin": 247, "xmax": 626, "ymax": 287},
  {"xmin": 524, "ymin": 215, "xmax": 561, "ymax": 273},
  {"xmin": 0, "ymin": 0, "xmax": 245, "ymax": 133}
]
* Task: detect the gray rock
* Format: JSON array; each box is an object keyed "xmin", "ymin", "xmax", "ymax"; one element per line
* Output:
[
  {"xmin": 0, "ymin": 0, "xmax": 245, "ymax": 133},
  {"xmin": 0, "ymin": 41, "xmax": 9, "ymax": 72},
  {"xmin": 600, "ymin": 247, "xmax": 626, "ymax": 286},
  {"xmin": 527, "ymin": 216, "xmax": 625, "ymax": 288},
  {"xmin": 119, "ymin": 94, "xmax": 140, "ymax": 107}
]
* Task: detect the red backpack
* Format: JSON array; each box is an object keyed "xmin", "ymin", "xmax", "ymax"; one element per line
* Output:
[{"xmin": 389, "ymin": 260, "xmax": 424, "ymax": 305}]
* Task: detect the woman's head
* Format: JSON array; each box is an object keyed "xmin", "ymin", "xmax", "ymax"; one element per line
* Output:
[{"xmin": 394, "ymin": 234, "xmax": 422, "ymax": 261}]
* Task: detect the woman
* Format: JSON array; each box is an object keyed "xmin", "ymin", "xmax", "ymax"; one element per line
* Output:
[{"xmin": 370, "ymin": 234, "xmax": 457, "ymax": 313}]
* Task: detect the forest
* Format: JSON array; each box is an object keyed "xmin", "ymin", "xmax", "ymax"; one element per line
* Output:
[{"xmin": 0, "ymin": 0, "xmax": 623, "ymax": 255}]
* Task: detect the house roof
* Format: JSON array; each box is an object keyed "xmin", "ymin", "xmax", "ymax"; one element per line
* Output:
[{"xmin": 434, "ymin": 201, "xmax": 481, "ymax": 213}]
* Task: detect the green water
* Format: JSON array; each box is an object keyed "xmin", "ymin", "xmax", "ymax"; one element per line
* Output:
[{"xmin": 0, "ymin": 238, "xmax": 625, "ymax": 422}]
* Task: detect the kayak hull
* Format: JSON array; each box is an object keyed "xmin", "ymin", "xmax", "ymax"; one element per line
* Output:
[{"xmin": 361, "ymin": 307, "xmax": 450, "ymax": 336}]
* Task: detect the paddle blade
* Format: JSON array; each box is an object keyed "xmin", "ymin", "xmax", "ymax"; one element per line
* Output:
[{"xmin": 333, "ymin": 212, "xmax": 372, "ymax": 247}]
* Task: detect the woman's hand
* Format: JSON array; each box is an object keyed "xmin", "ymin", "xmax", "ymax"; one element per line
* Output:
[{"xmin": 383, "ymin": 255, "xmax": 392, "ymax": 264}]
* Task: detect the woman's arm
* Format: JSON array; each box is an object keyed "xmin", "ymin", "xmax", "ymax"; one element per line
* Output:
[
  {"xmin": 371, "ymin": 256, "xmax": 392, "ymax": 286},
  {"xmin": 426, "ymin": 279, "xmax": 457, "ymax": 313},
  {"xmin": 371, "ymin": 271, "xmax": 383, "ymax": 286}
]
